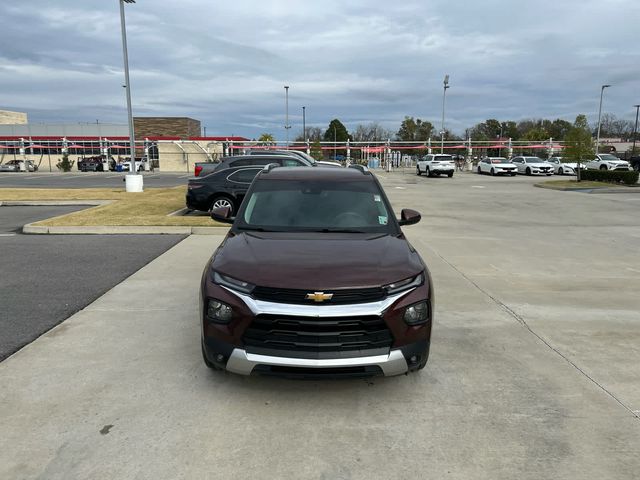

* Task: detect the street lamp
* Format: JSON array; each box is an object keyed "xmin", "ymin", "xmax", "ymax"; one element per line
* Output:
[
  {"xmin": 302, "ymin": 106, "xmax": 306, "ymax": 141},
  {"xmin": 440, "ymin": 74, "xmax": 450, "ymax": 153},
  {"xmin": 284, "ymin": 86, "xmax": 291, "ymax": 148},
  {"xmin": 333, "ymin": 126, "xmax": 337, "ymax": 161},
  {"xmin": 595, "ymin": 84, "xmax": 611, "ymax": 154},
  {"xmin": 117, "ymin": 0, "xmax": 142, "ymax": 191},
  {"xmin": 632, "ymin": 104, "xmax": 640, "ymax": 156}
]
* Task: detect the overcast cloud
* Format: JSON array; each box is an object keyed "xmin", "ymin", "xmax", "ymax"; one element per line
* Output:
[{"xmin": 1, "ymin": 0, "xmax": 638, "ymax": 139}]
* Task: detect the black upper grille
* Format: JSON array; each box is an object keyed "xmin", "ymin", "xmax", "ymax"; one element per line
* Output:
[
  {"xmin": 252, "ymin": 286, "xmax": 386, "ymax": 305},
  {"xmin": 243, "ymin": 314, "xmax": 393, "ymax": 359}
]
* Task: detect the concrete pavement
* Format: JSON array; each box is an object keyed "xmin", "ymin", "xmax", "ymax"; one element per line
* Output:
[{"xmin": 1, "ymin": 172, "xmax": 639, "ymax": 479}]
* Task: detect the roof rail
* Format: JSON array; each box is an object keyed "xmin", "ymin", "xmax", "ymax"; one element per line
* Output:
[
  {"xmin": 347, "ymin": 164, "xmax": 369, "ymax": 174},
  {"xmin": 262, "ymin": 163, "xmax": 280, "ymax": 173}
]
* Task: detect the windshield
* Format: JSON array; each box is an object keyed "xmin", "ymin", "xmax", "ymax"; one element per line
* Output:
[
  {"xmin": 491, "ymin": 159, "xmax": 508, "ymax": 164},
  {"xmin": 433, "ymin": 156, "xmax": 453, "ymax": 162},
  {"xmin": 525, "ymin": 158, "xmax": 544, "ymax": 163},
  {"xmin": 236, "ymin": 179, "xmax": 397, "ymax": 234},
  {"xmin": 599, "ymin": 154, "xmax": 619, "ymax": 161}
]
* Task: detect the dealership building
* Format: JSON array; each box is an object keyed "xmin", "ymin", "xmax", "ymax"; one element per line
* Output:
[{"xmin": 0, "ymin": 111, "xmax": 248, "ymax": 172}]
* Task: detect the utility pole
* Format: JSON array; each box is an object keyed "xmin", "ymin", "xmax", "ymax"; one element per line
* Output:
[
  {"xmin": 595, "ymin": 84, "xmax": 611, "ymax": 154},
  {"xmin": 632, "ymin": 104, "xmax": 640, "ymax": 156},
  {"xmin": 284, "ymin": 86, "xmax": 290, "ymax": 148},
  {"xmin": 441, "ymin": 74, "xmax": 450, "ymax": 154},
  {"xmin": 302, "ymin": 106, "xmax": 306, "ymax": 141}
]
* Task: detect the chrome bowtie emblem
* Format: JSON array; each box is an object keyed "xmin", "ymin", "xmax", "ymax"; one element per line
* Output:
[{"xmin": 306, "ymin": 292, "xmax": 334, "ymax": 302}]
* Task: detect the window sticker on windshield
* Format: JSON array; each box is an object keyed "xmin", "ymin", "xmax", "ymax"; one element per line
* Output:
[
  {"xmin": 378, "ymin": 216, "xmax": 388, "ymax": 225},
  {"xmin": 374, "ymin": 195, "xmax": 381, "ymax": 202}
]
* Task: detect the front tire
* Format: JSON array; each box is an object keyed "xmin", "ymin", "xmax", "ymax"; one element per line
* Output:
[
  {"xmin": 210, "ymin": 196, "xmax": 235, "ymax": 214},
  {"xmin": 558, "ymin": 167, "xmax": 563, "ymax": 175},
  {"xmin": 416, "ymin": 166, "xmax": 421, "ymax": 176},
  {"xmin": 600, "ymin": 165, "xmax": 607, "ymax": 171},
  {"xmin": 477, "ymin": 167, "xmax": 482, "ymax": 175},
  {"xmin": 447, "ymin": 172, "xmax": 453, "ymax": 178},
  {"xmin": 426, "ymin": 167, "xmax": 431, "ymax": 177},
  {"xmin": 526, "ymin": 167, "xmax": 532, "ymax": 176},
  {"xmin": 490, "ymin": 168, "xmax": 496, "ymax": 176}
]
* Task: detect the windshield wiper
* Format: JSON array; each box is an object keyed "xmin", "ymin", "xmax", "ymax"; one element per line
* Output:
[
  {"xmin": 317, "ymin": 228, "xmax": 367, "ymax": 233},
  {"xmin": 236, "ymin": 225, "xmax": 275, "ymax": 232}
]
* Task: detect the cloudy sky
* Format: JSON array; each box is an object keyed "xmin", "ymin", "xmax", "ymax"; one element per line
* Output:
[{"xmin": 1, "ymin": 0, "xmax": 639, "ymax": 139}]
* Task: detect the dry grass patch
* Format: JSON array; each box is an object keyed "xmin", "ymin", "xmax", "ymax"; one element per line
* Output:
[
  {"xmin": 536, "ymin": 180, "xmax": 622, "ymax": 190},
  {"xmin": 0, "ymin": 187, "xmax": 225, "ymax": 227}
]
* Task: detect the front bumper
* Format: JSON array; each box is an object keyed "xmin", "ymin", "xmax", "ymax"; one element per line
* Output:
[
  {"xmin": 201, "ymin": 280, "xmax": 432, "ymax": 377},
  {"xmin": 227, "ymin": 347, "xmax": 408, "ymax": 376},
  {"xmin": 203, "ymin": 338, "xmax": 429, "ymax": 377}
]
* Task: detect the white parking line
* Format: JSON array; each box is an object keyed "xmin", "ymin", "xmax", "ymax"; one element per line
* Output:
[
  {"xmin": 178, "ymin": 174, "xmax": 191, "ymax": 178},
  {"xmin": 0, "ymin": 233, "xmax": 16, "ymax": 237}
]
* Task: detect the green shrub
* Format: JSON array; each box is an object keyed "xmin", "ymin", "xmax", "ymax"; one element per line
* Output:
[
  {"xmin": 56, "ymin": 152, "xmax": 74, "ymax": 172},
  {"xmin": 581, "ymin": 169, "xmax": 639, "ymax": 186}
]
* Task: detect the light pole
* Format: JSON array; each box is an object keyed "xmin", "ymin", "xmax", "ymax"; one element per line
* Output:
[
  {"xmin": 118, "ymin": 0, "xmax": 141, "ymax": 190},
  {"xmin": 632, "ymin": 104, "xmax": 640, "ymax": 156},
  {"xmin": 441, "ymin": 74, "xmax": 450, "ymax": 153},
  {"xmin": 333, "ymin": 126, "xmax": 337, "ymax": 161},
  {"xmin": 284, "ymin": 86, "xmax": 290, "ymax": 148},
  {"xmin": 595, "ymin": 84, "xmax": 611, "ymax": 154},
  {"xmin": 302, "ymin": 106, "xmax": 306, "ymax": 141}
]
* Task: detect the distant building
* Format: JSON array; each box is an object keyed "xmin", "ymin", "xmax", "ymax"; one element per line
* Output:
[
  {"xmin": 0, "ymin": 109, "xmax": 28, "ymax": 125},
  {"xmin": 134, "ymin": 117, "xmax": 201, "ymax": 140},
  {"xmin": 0, "ymin": 115, "xmax": 248, "ymax": 172}
]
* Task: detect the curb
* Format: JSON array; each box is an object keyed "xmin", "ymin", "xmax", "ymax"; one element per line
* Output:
[
  {"xmin": 22, "ymin": 224, "xmax": 228, "ymax": 235},
  {"xmin": 0, "ymin": 200, "xmax": 112, "ymax": 207},
  {"xmin": 534, "ymin": 184, "xmax": 640, "ymax": 194}
]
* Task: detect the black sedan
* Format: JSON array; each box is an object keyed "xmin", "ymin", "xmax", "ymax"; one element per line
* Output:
[{"xmin": 187, "ymin": 165, "xmax": 265, "ymax": 214}]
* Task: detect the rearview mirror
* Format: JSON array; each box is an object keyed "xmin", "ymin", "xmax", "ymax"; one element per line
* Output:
[
  {"xmin": 398, "ymin": 208, "xmax": 421, "ymax": 226},
  {"xmin": 210, "ymin": 206, "xmax": 235, "ymax": 224}
]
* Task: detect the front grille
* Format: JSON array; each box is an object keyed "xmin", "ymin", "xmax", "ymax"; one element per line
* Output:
[
  {"xmin": 252, "ymin": 286, "xmax": 386, "ymax": 305},
  {"xmin": 243, "ymin": 314, "xmax": 393, "ymax": 358}
]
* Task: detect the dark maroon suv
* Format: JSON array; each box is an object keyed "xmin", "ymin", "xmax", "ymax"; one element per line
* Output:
[{"xmin": 200, "ymin": 165, "xmax": 433, "ymax": 377}]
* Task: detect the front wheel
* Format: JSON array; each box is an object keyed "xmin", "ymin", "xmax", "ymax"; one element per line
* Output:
[
  {"xmin": 477, "ymin": 167, "xmax": 482, "ymax": 175},
  {"xmin": 210, "ymin": 196, "xmax": 235, "ymax": 214},
  {"xmin": 526, "ymin": 167, "xmax": 532, "ymax": 176},
  {"xmin": 600, "ymin": 165, "xmax": 607, "ymax": 171},
  {"xmin": 558, "ymin": 168, "xmax": 563, "ymax": 175},
  {"xmin": 426, "ymin": 167, "xmax": 431, "ymax": 177},
  {"xmin": 490, "ymin": 168, "xmax": 496, "ymax": 176},
  {"xmin": 447, "ymin": 172, "xmax": 453, "ymax": 178},
  {"xmin": 416, "ymin": 166, "xmax": 421, "ymax": 176}
]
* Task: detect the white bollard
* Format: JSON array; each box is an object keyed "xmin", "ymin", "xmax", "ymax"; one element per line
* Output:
[{"xmin": 125, "ymin": 174, "xmax": 144, "ymax": 192}]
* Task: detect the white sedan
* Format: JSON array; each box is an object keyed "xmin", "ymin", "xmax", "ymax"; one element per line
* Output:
[
  {"xmin": 510, "ymin": 156, "xmax": 554, "ymax": 175},
  {"xmin": 546, "ymin": 157, "xmax": 580, "ymax": 175},
  {"xmin": 476, "ymin": 157, "xmax": 517, "ymax": 176}
]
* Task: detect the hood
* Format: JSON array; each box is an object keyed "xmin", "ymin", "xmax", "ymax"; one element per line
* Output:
[{"xmin": 211, "ymin": 232, "xmax": 424, "ymax": 290}]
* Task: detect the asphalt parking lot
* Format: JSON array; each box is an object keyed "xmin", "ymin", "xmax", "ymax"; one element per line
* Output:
[
  {"xmin": 0, "ymin": 172, "xmax": 639, "ymax": 479},
  {"xmin": 0, "ymin": 171, "xmax": 190, "ymax": 188},
  {"xmin": 0, "ymin": 206, "xmax": 186, "ymax": 361}
]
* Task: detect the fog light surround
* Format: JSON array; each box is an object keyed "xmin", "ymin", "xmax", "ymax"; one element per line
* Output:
[
  {"xmin": 207, "ymin": 299, "xmax": 233, "ymax": 324},
  {"xmin": 403, "ymin": 301, "xmax": 430, "ymax": 325}
]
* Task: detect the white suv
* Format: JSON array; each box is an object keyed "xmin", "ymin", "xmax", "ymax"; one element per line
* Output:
[
  {"xmin": 416, "ymin": 154, "xmax": 455, "ymax": 177},
  {"xmin": 584, "ymin": 154, "xmax": 630, "ymax": 171}
]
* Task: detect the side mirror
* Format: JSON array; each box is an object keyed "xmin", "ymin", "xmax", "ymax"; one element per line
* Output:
[
  {"xmin": 398, "ymin": 208, "xmax": 421, "ymax": 226},
  {"xmin": 210, "ymin": 206, "xmax": 235, "ymax": 224}
]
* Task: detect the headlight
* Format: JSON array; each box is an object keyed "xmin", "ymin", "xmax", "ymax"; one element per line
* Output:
[
  {"xmin": 403, "ymin": 301, "xmax": 430, "ymax": 325},
  {"xmin": 212, "ymin": 271, "xmax": 255, "ymax": 294},
  {"xmin": 207, "ymin": 299, "xmax": 233, "ymax": 324},
  {"xmin": 384, "ymin": 274, "xmax": 423, "ymax": 295}
]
